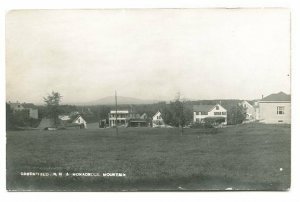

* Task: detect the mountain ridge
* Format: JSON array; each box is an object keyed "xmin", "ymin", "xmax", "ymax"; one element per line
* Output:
[{"xmin": 78, "ymin": 96, "xmax": 161, "ymax": 105}]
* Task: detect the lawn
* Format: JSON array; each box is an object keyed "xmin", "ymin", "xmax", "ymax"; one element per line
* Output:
[{"xmin": 6, "ymin": 123, "xmax": 290, "ymax": 191}]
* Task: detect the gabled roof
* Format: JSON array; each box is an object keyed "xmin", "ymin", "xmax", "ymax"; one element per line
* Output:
[
  {"xmin": 152, "ymin": 111, "xmax": 161, "ymax": 118},
  {"xmin": 261, "ymin": 92, "xmax": 291, "ymax": 102},
  {"xmin": 242, "ymin": 100, "xmax": 255, "ymax": 106},
  {"xmin": 193, "ymin": 105, "xmax": 216, "ymax": 112},
  {"xmin": 140, "ymin": 113, "xmax": 147, "ymax": 118},
  {"xmin": 70, "ymin": 114, "xmax": 85, "ymax": 122}
]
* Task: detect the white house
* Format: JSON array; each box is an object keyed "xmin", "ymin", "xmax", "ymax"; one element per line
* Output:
[
  {"xmin": 109, "ymin": 110, "xmax": 129, "ymax": 126},
  {"xmin": 58, "ymin": 113, "xmax": 87, "ymax": 129},
  {"xmin": 71, "ymin": 115, "xmax": 87, "ymax": 129},
  {"xmin": 257, "ymin": 92, "xmax": 291, "ymax": 124},
  {"xmin": 152, "ymin": 111, "xmax": 164, "ymax": 127},
  {"xmin": 108, "ymin": 110, "xmax": 140, "ymax": 127},
  {"xmin": 193, "ymin": 104, "xmax": 227, "ymax": 125},
  {"xmin": 240, "ymin": 100, "xmax": 256, "ymax": 121}
]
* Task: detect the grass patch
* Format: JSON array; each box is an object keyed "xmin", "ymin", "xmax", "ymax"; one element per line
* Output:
[{"xmin": 6, "ymin": 123, "xmax": 290, "ymax": 191}]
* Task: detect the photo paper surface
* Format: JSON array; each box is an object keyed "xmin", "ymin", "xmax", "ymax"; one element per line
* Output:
[{"xmin": 6, "ymin": 9, "xmax": 291, "ymax": 191}]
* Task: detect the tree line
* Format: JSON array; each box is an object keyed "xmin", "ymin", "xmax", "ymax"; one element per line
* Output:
[{"xmin": 6, "ymin": 91, "xmax": 246, "ymax": 130}]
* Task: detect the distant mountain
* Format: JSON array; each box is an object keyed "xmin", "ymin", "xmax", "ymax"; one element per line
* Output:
[{"xmin": 84, "ymin": 96, "xmax": 161, "ymax": 105}]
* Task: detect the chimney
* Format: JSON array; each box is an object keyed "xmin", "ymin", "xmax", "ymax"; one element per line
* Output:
[{"xmin": 262, "ymin": 95, "xmax": 264, "ymax": 99}]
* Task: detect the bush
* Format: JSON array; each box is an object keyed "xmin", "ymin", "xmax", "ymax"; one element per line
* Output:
[{"xmin": 204, "ymin": 117, "xmax": 226, "ymax": 126}]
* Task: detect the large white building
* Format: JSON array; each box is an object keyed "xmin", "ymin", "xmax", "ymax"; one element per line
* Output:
[
  {"xmin": 108, "ymin": 110, "xmax": 140, "ymax": 127},
  {"xmin": 193, "ymin": 104, "xmax": 227, "ymax": 125},
  {"xmin": 257, "ymin": 92, "xmax": 291, "ymax": 124}
]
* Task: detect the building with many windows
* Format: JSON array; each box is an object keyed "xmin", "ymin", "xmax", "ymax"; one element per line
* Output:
[
  {"xmin": 108, "ymin": 110, "xmax": 140, "ymax": 127},
  {"xmin": 193, "ymin": 104, "xmax": 227, "ymax": 125}
]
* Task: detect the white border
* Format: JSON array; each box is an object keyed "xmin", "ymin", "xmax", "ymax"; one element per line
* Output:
[{"xmin": 1, "ymin": 0, "xmax": 300, "ymax": 202}]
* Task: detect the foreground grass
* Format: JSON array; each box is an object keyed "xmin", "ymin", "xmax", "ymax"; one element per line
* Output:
[{"xmin": 6, "ymin": 123, "xmax": 290, "ymax": 191}]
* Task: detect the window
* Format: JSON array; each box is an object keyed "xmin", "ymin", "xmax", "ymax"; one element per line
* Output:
[
  {"xmin": 195, "ymin": 112, "xmax": 199, "ymax": 115},
  {"xmin": 222, "ymin": 112, "xmax": 226, "ymax": 115},
  {"xmin": 277, "ymin": 106, "xmax": 285, "ymax": 115},
  {"xmin": 201, "ymin": 112, "xmax": 208, "ymax": 115},
  {"xmin": 216, "ymin": 106, "xmax": 219, "ymax": 110},
  {"xmin": 214, "ymin": 112, "xmax": 221, "ymax": 115}
]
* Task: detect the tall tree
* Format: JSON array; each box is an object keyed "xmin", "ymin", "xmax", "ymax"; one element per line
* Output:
[
  {"xmin": 43, "ymin": 91, "xmax": 62, "ymax": 126},
  {"xmin": 162, "ymin": 92, "xmax": 187, "ymax": 135},
  {"xmin": 227, "ymin": 104, "xmax": 246, "ymax": 125}
]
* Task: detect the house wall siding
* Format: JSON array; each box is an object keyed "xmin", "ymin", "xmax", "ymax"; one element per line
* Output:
[
  {"xmin": 193, "ymin": 105, "xmax": 227, "ymax": 124},
  {"xmin": 259, "ymin": 102, "xmax": 291, "ymax": 124},
  {"xmin": 29, "ymin": 109, "xmax": 38, "ymax": 119},
  {"xmin": 241, "ymin": 101, "xmax": 256, "ymax": 119}
]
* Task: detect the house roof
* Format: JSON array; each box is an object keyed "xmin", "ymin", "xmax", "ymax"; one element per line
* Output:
[
  {"xmin": 70, "ymin": 114, "xmax": 85, "ymax": 123},
  {"xmin": 9, "ymin": 102, "xmax": 37, "ymax": 109},
  {"xmin": 152, "ymin": 111, "xmax": 161, "ymax": 118},
  {"xmin": 193, "ymin": 105, "xmax": 216, "ymax": 112},
  {"xmin": 9, "ymin": 103, "xmax": 24, "ymax": 108},
  {"xmin": 58, "ymin": 115, "xmax": 71, "ymax": 121},
  {"xmin": 140, "ymin": 113, "xmax": 147, "ymax": 117},
  {"xmin": 261, "ymin": 92, "xmax": 291, "ymax": 102},
  {"xmin": 22, "ymin": 103, "xmax": 38, "ymax": 109},
  {"xmin": 243, "ymin": 100, "xmax": 255, "ymax": 106}
]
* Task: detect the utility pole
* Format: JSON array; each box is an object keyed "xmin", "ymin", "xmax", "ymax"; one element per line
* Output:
[
  {"xmin": 181, "ymin": 100, "xmax": 184, "ymax": 136},
  {"xmin": 115, "ymin": 90, "xmax": 118, "ymax": 136},
  {"xmin": 177, "ymin": 92, "xmax": 184, "ymax": 136}
]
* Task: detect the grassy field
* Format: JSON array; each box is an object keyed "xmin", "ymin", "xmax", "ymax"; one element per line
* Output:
[{"xmin": 6, "ymin": 123, "xmax": 290, "ymax": 191}]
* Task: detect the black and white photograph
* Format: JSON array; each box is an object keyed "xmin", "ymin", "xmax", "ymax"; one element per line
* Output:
[{"xmin": 5, "ymin": 8, "xmax": 291, "ymax": 191}]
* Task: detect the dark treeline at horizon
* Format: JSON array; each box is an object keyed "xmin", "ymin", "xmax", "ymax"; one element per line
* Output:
[{"xmin": 33, "ymin": 99, "xmax": 245, "ymax": 125}]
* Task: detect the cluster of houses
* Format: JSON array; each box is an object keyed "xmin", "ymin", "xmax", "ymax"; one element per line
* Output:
[
  {"xmin": 192, "ymin": 91, "xmax": 291, "ymax": 125},
  {"xmin": 7, "ymin": 91, "xmax": 291, "ymax": 130},
  {"xmin": 8, "ymin": 102, "xmax": 88, "ymax": 130},
  {"xmin": 37, "ymin": 112, "xmax": 88, "ymax": 130},
  {"xmin": 106, "ymin": 110, "xmax": 164, "ymax": 128},
  {"xmin": 240, "ymin": 91, "xmax": 291, "ymax": 124},
  {"xmin": 106, "ymin": 91, "xmax": 291, "ymax": 128}
]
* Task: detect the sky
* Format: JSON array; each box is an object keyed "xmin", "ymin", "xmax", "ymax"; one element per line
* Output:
[{"xmin": 6, "ymin": 9, "xmax": 290, "ymax": 104}]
